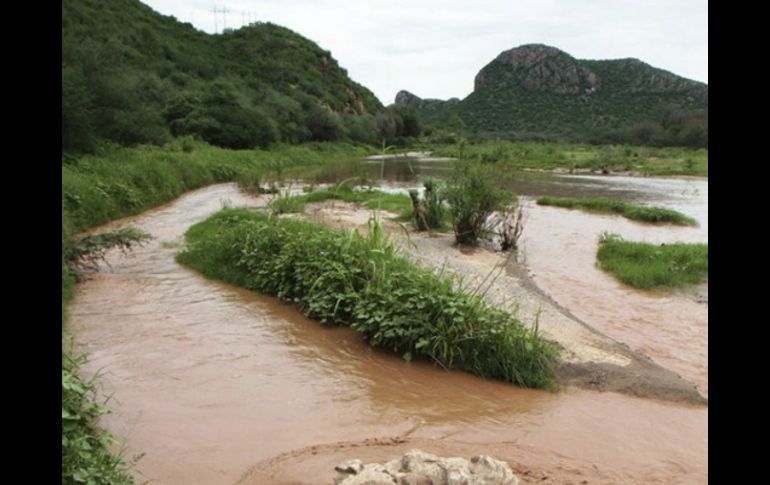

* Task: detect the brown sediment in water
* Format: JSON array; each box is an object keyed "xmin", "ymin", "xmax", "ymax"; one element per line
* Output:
[
  {"xmin": 66, "ymin": 183, "xmax": 707, "ymax": 485},
  {"xmin": 518, "ymin": 198, "xmax": 708, "ymax": 398},
  {"xmin": 304, "ymin": 201, "xmax": 706, "ymax": 404}
]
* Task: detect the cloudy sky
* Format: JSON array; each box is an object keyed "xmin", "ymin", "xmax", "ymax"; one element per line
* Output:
[{"xmin": 140, "ymin": 0, "xmax": 708, "ymax": 105}]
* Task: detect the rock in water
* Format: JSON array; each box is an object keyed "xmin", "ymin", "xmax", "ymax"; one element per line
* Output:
[{"xmin": 333, "ymin": 449, "xmax": 519, "ymax": 485}]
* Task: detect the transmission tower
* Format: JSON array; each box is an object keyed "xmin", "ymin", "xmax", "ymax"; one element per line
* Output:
[{"xmin": 211, "ymin": 6, "xmax": 219, "ymax": 33}]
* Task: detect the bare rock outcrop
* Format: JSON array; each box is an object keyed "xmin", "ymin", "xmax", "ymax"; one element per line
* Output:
[
  {"xmin": 474, "ymin": 44, "xmax": 599, "ymax": 94},
  {"xmin": 334, "ymin": 449, "xmax": 519, "ymax": 485}
]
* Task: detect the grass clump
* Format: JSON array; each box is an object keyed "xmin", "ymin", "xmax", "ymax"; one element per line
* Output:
[
  {"xmin": 596, "ymin": 233, "xmax": 708, "ymax": 289},
  {"xmin": 268, "ymin": 191, "xmax": 306, "ymax": 214},
  {"xmin": 62, "ymin": 351, "xmax": 133, "ymax": 485},
  {"xmin": 537, "ymin": 196, "xmax": 698, "ymax": 226},
  {"xmin": 177, "ymin": 209, "xmax": 559, "ymax": 389}
]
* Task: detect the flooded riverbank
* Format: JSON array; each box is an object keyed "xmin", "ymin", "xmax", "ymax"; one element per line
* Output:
[{"xmin": 66, "ymin": 182, "xmax": 707, "ymax": 484}]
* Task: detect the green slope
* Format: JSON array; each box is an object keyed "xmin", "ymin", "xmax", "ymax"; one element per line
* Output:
[
  {"xmin": 62, "ymin": 0, "xmax": 384, "ymax": 151},
  {"xmin": 396, "ymin": 44, "xmax": 707, "ymax": 147}
]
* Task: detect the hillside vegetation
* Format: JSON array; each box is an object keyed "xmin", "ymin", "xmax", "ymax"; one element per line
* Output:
[
  {"xmin": 396, "ymin": 44, "xmax": 707, "ymax": 147},
  {"xmin": 62, "ymin": 0, "xmax": 422, "ymax": 152}
]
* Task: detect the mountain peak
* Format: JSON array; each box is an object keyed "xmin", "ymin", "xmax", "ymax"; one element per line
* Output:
[{"xmin": 475, "ymin": 44, "xmax": 599, "ymax": 94}]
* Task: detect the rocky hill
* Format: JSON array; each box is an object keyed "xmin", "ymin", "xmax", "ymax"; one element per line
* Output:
[{"xmin": 395, "ymin": 44, "xmax": 707, "ymax": 144}]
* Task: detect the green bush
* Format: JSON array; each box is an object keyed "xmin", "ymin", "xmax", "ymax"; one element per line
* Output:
[{"xmin": 445, "ymin": 162, "xmax": 514, "ymax": 245}]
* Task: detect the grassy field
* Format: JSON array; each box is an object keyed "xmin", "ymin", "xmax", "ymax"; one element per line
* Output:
[
  {"xmin": 596, "ymin": 234, "xmax": 708, "ymax": 289},
  {"xmin": 537, "ymin": 196, "xmax": 697, "ymax": 226},
  {"xmin": 429, "ymin": 140, "xmax": 707, "ymax": 177},
  {"xmin": 177, "ymin": 209, "xmax": 560, "ymax": 388}
]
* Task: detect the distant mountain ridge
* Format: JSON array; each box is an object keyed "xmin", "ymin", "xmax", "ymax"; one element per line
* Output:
[{"xmin": 396, "ymin": 44, "xmax": 707, "ymax": 144}]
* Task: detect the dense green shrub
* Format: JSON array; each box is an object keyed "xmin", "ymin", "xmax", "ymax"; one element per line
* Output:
[
  {"xmin": 177, "ymin": 209, "xmax": 559, "ymax": 388},
  {"xmin": 445, "ymin": 162, "xmax": 515, "ymax": 245}
]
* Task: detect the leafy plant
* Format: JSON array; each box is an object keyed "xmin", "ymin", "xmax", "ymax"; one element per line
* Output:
[{"xmin": 62, "ymin": 351, "xmax": 133, "ymax": 485}]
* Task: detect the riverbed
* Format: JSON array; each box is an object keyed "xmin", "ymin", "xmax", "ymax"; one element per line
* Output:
[{"xmin": 66, "ymin": 169, "xmax": 707, "ymax": 484}]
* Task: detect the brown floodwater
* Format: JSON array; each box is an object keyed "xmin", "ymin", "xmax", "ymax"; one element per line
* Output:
[
  {"xmin": 519, "ymin": 197, "xmax": 708, "ymax": 398},
  {"xmin": 66, "ymin": 183, "xmax": 707, "ymax": 485}
]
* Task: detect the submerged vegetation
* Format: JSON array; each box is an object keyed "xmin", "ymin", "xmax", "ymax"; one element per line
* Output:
[
  {"xmin": 596, "ymin": 234, "xmax": 708, "ymax": 289},
  {"xmin": 177, "ymin": 209, "xmax": 560, "ymax": 388},
  {"xmin": 537, "ymin": 196, "xmax": 697, "ymax": 226}
]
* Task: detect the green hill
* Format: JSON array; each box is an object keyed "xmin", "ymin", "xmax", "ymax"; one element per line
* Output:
[
  {"xmin": 395, "ymin": 44, "xmax": 707, "ymax": 147},
  {"xmin": 62, "ymin": 0, "xmax": 388, "ymax": 151}
]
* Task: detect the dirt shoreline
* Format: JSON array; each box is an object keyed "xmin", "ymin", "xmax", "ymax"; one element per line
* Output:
[{"xmin": 303, "ymin": 199, "xmax": 706, "ymax": 405}]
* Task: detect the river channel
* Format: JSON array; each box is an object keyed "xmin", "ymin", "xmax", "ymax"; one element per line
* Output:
[{"xmin": 66, "ymin": 157, "xmax": 707, "ymax": 484}]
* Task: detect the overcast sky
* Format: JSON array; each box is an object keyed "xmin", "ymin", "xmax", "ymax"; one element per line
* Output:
[{"xmin": 139, "ymin": 0, "xmax": 707, "ymax": 105}]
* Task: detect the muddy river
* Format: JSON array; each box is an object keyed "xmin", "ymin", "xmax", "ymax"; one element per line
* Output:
[{"xmin": 66, "ymin": 165, "xmax": 707, "ymax": 484}]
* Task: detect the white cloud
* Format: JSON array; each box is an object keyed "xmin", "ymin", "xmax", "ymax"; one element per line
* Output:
[{"xmin": 139, "ymin": 0, "xmax": 707, "ymax": 105}]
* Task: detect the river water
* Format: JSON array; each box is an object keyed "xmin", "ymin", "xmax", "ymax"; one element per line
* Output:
[{"xmin": 66, "ymin": 159, "xmax": 708, "ymax": 484}]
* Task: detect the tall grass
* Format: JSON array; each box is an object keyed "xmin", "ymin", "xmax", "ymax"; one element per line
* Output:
[
  {"xmin": 62, "ymin": 139, "xmax": 373, "ymax": 231},
  {"xmin": 596, "ymin": 233, "xmax": 708, "ymax": 289},
  {"xmin": 177, "ymin": 209, "xmax": 559, "ymax": 389},
  {"xmin": 537, "ymin": 196, "xmax": 698, "ymax": 226}
]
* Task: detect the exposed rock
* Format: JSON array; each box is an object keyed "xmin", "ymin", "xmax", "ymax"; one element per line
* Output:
[
  {"xmin": 335, "ymin": 463, "xmax": 396, "ymax": 485},
  {"xmin": 333, "ymin": 449, "xmax": 519, "ymax": 485},
  {"xmin": 469, "ymin": 455, "xmax": 519, "ymax": 484},
  {"xmin": 474, "ymin": 44, "xmax": 599, "ymax": 94},
  {"xmin": 336, "ymin": 459, "xmax": 364, "ymax": 474},
  {"xmin": 393, "ymin": 90, "xmax": 459, "ymax": 111}
]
